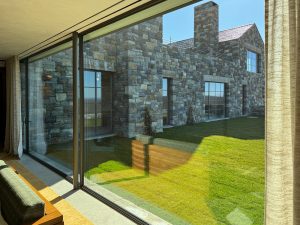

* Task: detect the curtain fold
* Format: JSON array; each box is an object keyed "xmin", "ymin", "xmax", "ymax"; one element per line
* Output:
[
  {"xmin": 265, "ymin": 0, "xmax": 300, "ymax": 224},
  {"xmin": 4, "ymin": 56, "xmax": 23, "ymax": 158}
]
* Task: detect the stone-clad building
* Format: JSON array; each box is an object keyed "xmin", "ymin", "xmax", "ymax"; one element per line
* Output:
[
  {"xmin": 107, "ymin": 1, "xmax": 264, "ymax": 137},
  {"xmin": 25, "ymin": 1, "xmax": 264, "ymax": 152}
]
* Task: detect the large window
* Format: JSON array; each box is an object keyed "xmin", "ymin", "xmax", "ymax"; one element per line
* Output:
[
  {"xmin": 205, "ymin": 82, "xmax": 226, "ymax": 119},
  {"xmin": 247, "ymin": 50, "xmax": 260, "ymax": 73},
  {"xmin": 20, "ymin": 1, "xmax": 265, "ymax": 225},
  {"xmin": 84, "ymin": 70, "xmax": 112, "ymax": 138}
]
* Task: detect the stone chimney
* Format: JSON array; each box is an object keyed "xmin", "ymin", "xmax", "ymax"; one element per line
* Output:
[{"xmin": 194, "ymin": 1, "xmax": 219, "ymax": 55}]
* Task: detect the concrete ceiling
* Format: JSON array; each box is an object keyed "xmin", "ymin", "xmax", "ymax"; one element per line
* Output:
[
  {"xmin": 0, "ymin": 0, "xmax": 152, "ymax": 60},
  {"xmin": 0, "ymin": 0, "xmax": 198, "ymax": 60}
]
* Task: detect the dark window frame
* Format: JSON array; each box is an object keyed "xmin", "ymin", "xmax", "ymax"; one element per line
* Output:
[
  {"xmin": 247, "ymin": 50, "xmax": 261, "ymax": 73},
  {"xmin": 83, "ymin": 69, "xmax": 113, "ymax": 137},
  {"xmin": 163, "ymin": 77, "xmax": 172, "ymax": 126},
  {"xmin": 205, "ymin": 81, "xmax": 226, "ymax": 120}
]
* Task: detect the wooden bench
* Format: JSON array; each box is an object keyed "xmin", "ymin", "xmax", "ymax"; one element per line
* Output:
[
  {"xmin": 0, "ymin": 164, "xmax": 64, "ymax": 225},
  {"xmin": 13, "ymin": 169, "xmax": 64, "ymax": 225}
]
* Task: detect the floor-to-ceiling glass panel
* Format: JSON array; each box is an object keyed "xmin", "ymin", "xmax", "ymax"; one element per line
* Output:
[
  {"xmin": 0, "ymin": 66, "xmax": 6, "ymax": 149},
  {"xmin": 28, "ymin": 43, "xmax": 73, "ymax": 175},
  {"xmin": 80, "ymin": 1, "xmax": 265, "ymax": 224},
  {"xmin": 20, "ymin": 61, "xmax": 27, "ymax": 151}
]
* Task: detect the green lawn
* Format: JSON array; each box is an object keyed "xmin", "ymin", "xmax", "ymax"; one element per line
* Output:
[
  {"xmin": 85, "ymin": 118, "xmax": 102, "ymax": 127},
  {"xmin": 85, "ymin": 117, "xmax": 265, "ymax": 225}
]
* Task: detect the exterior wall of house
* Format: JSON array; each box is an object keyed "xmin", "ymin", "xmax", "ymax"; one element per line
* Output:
[
  {"xmin": 194, "ymin": 2, "xmax": 219, "ymax": 55},
  {"xmin": 28, "ymin": 49, "xmax": 73, "ymax": 153},
  {"xmin": 24, "ymin": 1, "xmax": 265, "ymax": 145},
  {"xmin": 239, "ymin": 27, "xmax": 265, "ymax": 113}
]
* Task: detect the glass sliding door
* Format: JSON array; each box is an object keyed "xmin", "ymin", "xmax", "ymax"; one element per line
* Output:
[
  {"xmin": 20, "ymin": 61, "xmax": 27, "ymax": 152},
  {"xmin": 27, "ymin": 42, "xmax": 73, "ymax": 175},
  {"xmin": 80, "ymin": 3, "xmax": 225, "ymax": 225},
  {"xmin": 20, "ymin": 1, "xmax": 265, "ymax": 224}
]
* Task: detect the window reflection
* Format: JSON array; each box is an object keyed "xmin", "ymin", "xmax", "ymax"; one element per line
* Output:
[
  {"xmin": 163, "ymin": 78, "xmax": 171, "ymax": 125},
  {"xmin": 84, "ymin": 70, "xmax": 112, "ymax": 138},
  {"xmin": 247, "ymin": 50, "xmax": 259, "ymax": 73},
  {"xmin": 205, "ymin": 82, "xmax": 226, "ymax": 119}
]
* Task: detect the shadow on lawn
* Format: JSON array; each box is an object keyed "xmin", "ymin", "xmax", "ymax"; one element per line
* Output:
[
  {"xmin": 84, "ymin": 117, "xmax": 265, "ymax": 225},
  {"xmin": 154, "ymin": 117, "xmax": 265, "ymax": 144},
  {"xmin": 47, "ymin": 117, "xmax": 265, "ymax": 188},
  {"xmin": 45, "ymin": 117, "xmax": 265, "ymax": 225}
]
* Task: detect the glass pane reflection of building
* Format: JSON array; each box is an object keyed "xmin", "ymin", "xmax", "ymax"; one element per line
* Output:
[
  {"xmin": 84, "ymin": 70, "xmax": 113, "ymax": 139},
  {"xmin": 205, "ymin": 82, "xmax": 226, "ymax": 119}
]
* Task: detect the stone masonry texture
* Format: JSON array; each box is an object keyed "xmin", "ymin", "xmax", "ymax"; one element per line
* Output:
[{"xmin": 23, "ymin": 1, "xmax": 265, "ymax": 149}]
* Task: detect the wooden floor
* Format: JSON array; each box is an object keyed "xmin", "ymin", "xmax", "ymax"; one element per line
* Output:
[{"xmin": 0, "ymin": 153, "xmax": 94, "ymax": 225}]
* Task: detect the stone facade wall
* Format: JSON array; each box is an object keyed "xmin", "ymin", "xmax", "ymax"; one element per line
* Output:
[
  {"xmin": 28, "ymin": 49, "xmax": 73, "ymax": 153},
  {"xmin": 83, "ymin": 33, "xmax": 129, "ymax": 136},
  {"xmin": 194, "ymin": 2, "xmax": 219, "ymax": 55},
  {"xmin": 124, "ymin": 18, "xmax": 164, "ymax": 136},
  {"xmin": 24, "ymin": 1, "xmax": 265, "ymax": 143},
  {"xmin": 122, "ymin": 2, "xmax": 264, "ymax": 136},
  {"xmin": 239, "ymin": 26, "xmax": 265, "ymax": 113}
]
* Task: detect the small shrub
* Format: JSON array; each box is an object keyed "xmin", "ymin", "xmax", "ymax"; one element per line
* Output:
[
  {"xmin": 187, "ymin": 105, "xmax": 195, "ymax": 125},
  {"xmin": 144, "ymin": 107, "xmax": 154, "ymax": 136},
  {"xmin": 85, "ymin": 160, "xmax": 130, "ymax": 178}
]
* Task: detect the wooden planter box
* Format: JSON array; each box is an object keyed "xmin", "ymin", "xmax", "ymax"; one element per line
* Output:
[{"xmin": 132, "ymin": 139, "xmax": 193, "ymax": 175}]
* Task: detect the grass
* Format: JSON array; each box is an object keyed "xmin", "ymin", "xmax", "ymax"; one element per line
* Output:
[
  {"xmin": 46, "ymin": 136, "xmax": 133, "ymax": 172},
  {"xmin": 155, "ymin": 117, "xmax": 264, "ymax": 142},
  {"xmin": 52, "ymin": 117, "xmax": 265, "ymax": 225},
  {"xmin": 85, "ymin": 160, "xmax": 131, "ymax": 178},
  {"xmin": 85, "ymin": 118, "xmax": 102, "ymax": 128}
]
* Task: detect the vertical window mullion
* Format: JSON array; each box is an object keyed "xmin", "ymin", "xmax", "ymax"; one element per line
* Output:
[
  {"xmin": 94, "ymin": 72, "xmax": 97, "ymax": 136},
  {"xmin": 72, "ymin": 32, "xmax": 79, "ymax": 189},
  {"xmin": 25, "ymin": 59, "xmax": 29, "ymax": 153},
  {"xmin": 79, "ymin": 35, "xmax": 84, "ymax": 188}
]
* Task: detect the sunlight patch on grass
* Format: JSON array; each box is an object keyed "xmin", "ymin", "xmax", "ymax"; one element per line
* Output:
[
  {"xmin": 84, "ymin": 117, "xmax": 265, "ymax": 225},
  {"xmin": 226, "ymin": 208, "xmax": 253, "ymax": 225},
  {"xmin": 85, "ymin": 160, "xmax": 130, "ymax": 179}
]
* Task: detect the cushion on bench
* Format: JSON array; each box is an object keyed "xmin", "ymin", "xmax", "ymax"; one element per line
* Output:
[
  {"xmin": 0, "ymin": 162, "xmax": 45, "ymax": 225},
  {"xmin": 0, "ymin": 160, "xmax": 6, "ymax": 167}
]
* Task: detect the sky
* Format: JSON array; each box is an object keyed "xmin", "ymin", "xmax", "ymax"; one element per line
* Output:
[{"xmin": 163, "ymin": 0, "xmax": 264, "ymax": 43}]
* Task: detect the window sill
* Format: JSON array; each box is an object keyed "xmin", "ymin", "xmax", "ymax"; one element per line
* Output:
[
  {"xmin": 246, "ymin": 71, "xmax": 262, "ymax": 75},
  {"xmin": 85, "ymin": 133, "xmax": 116, "ymax": 141}
]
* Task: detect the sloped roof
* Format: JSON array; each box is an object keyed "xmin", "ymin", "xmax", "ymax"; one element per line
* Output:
[
  {"xmin": 219, "ymin": 24, "xmax": 254, "ymax": 42},
  {"xmin": 167, "ymin": 38, "xmax": 194, "ymax": 49},
  {"xmin": 167, "ymin": 24, "xmax": 254, "ymax": 49}
]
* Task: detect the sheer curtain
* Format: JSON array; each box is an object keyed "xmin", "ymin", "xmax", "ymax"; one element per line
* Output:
[
  {"xmin": 4, "ymin": 56, "xmax": 23, "ymax": 158},
  {"xmin": 265, "ymin": 0, "xmax": 300, "ymax": 224}
]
